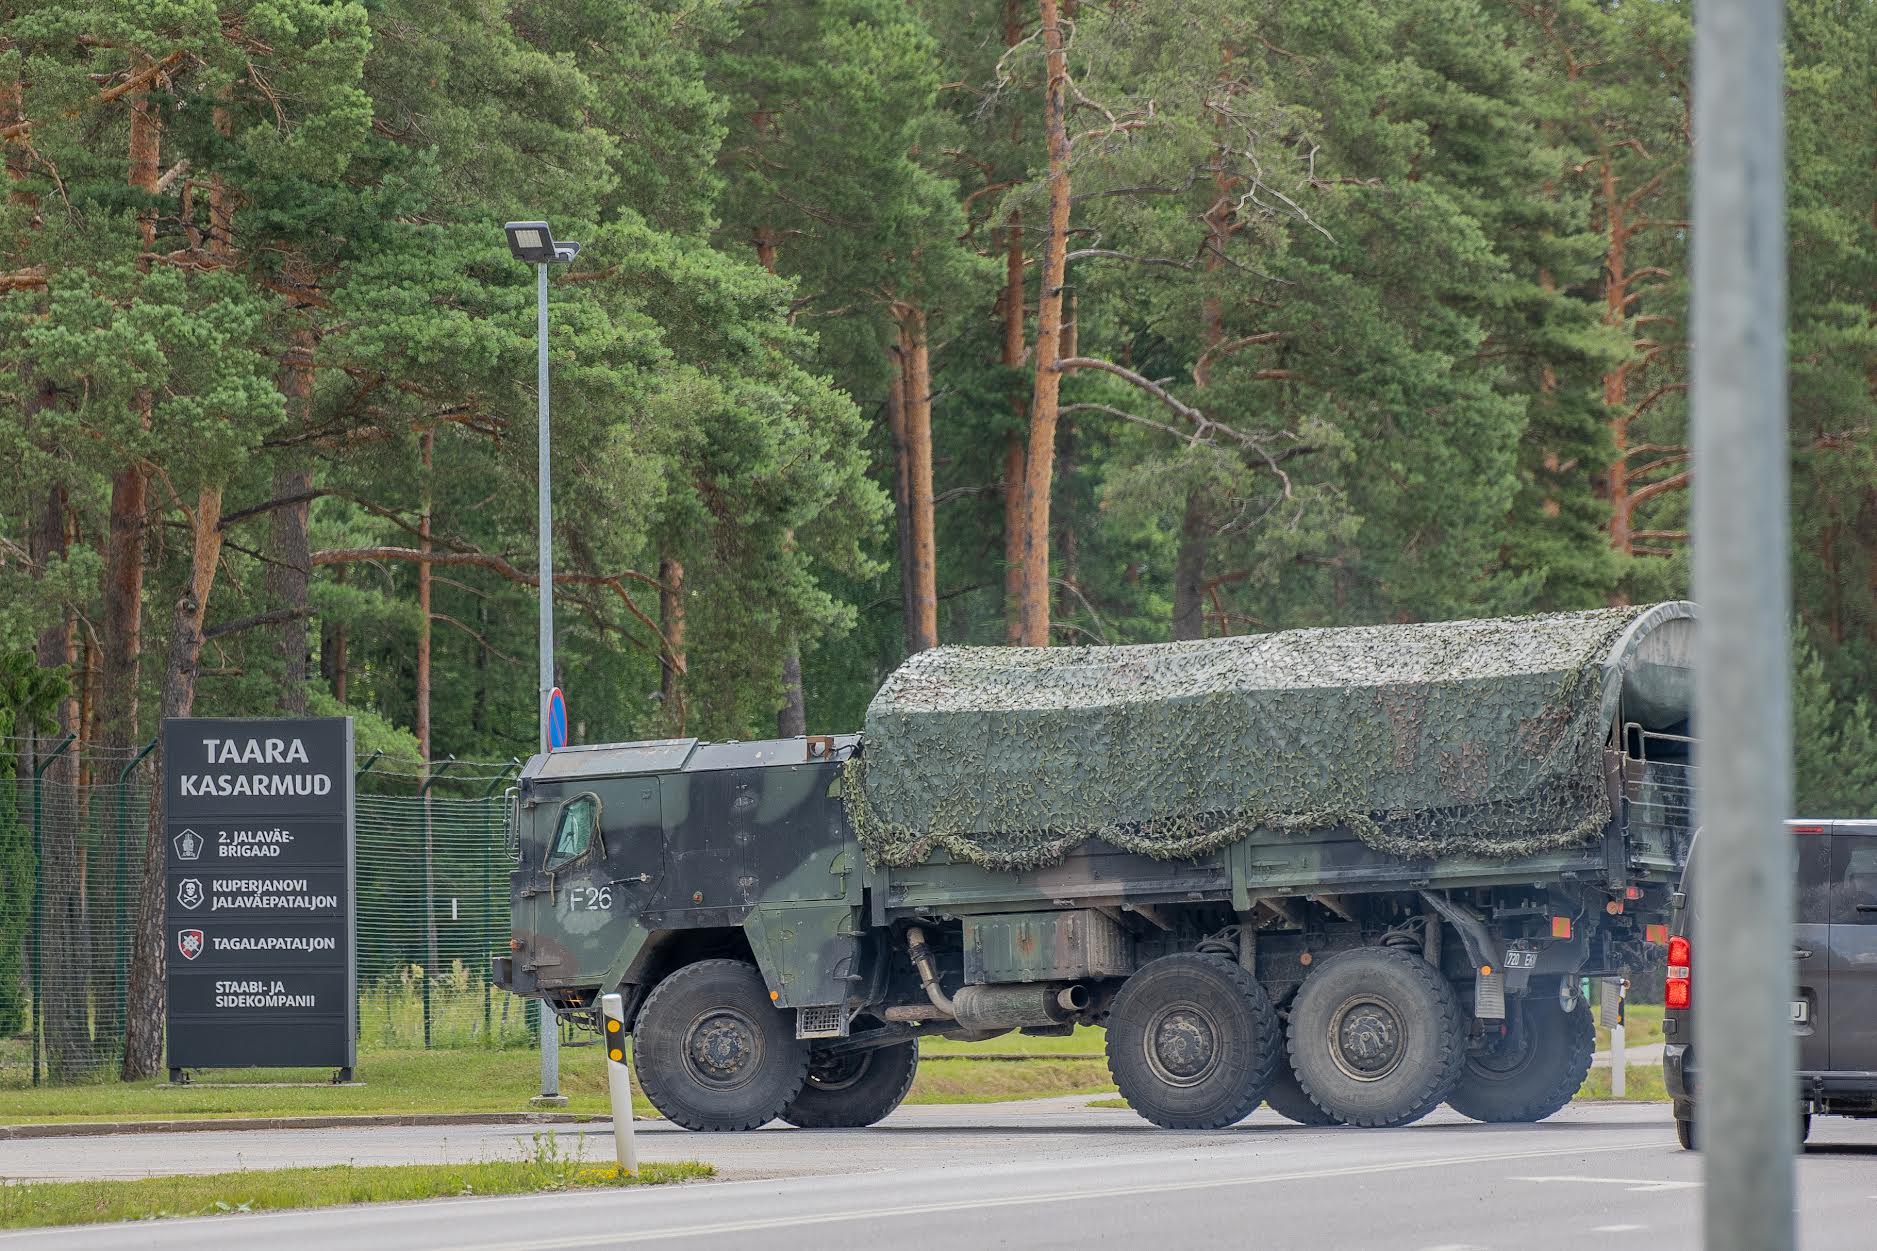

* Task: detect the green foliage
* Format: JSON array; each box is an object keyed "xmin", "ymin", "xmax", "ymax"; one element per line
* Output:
[
  {"xmin": 0, "ymin": 0, "xmax": 1870, "ymax": 799},
  {"xmin": 1794, "ymin": 633, "xmax": 1877, "ymax": 817}
]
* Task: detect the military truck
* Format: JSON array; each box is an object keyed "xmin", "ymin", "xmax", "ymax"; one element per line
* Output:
[{"xmin": 496, "ymin": 603, "xmax": 1694, "ymax": 1132}]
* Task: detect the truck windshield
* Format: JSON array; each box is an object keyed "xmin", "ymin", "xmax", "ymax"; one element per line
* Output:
[{"xmin": 546, "ymin": 793, "xmax": 601, "ymax": 868}]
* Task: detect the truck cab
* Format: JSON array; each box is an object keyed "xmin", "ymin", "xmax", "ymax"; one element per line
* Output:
[{"xmin": 1665, "ymin": 819, "xmax": 1877, "ymax": 1147}]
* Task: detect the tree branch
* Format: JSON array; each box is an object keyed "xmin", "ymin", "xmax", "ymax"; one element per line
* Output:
[{"xmin": 202, "ymin": 607, "xmax": 310, "ymax": 642}]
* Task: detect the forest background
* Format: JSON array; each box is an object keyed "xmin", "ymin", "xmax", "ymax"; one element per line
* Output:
[{"xmin": 3, "ymin": 0, "xmax": 1875, "ymax": 1076}]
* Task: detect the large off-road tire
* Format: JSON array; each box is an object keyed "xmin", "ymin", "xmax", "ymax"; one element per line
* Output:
[
  {"xmin": 632, "ymin": 959, "xmax": 809, "ymax": 1131},
  {"xmin": 1446, "ymin": 981, "xmax": 1593, "ymax": 1124},
  {"xmin": 1287, "ymin": 946, "xmax": 1467, "ymax": 1128},
  {"xmin": 1105, "ymin": 953, "xmax": 1282, "ymax": 1129},
  {"xmin": 779, "ymin": 1040, "xmax": 919, "ymax": 1129},
  {"xmin": 1264, "ymin": 1055, "xmax": 1342, "ymax": 1126}
]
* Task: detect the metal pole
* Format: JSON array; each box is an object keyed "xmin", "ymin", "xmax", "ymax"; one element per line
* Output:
[
  {"xmin": 30, "ymin": 732, "xmax": 74, "ymax": 1088},
  {"xmin": 353, "ymin": 749, "xmax": 381, "ymax": 1043},
  {"xmin": 480, "ymin": 760, "xmax": 519, "ymax": 1045},
  {"xmin": 1690, "ymin": 0, "xmax": 1792, "ymax": 1246},
  {"xmin": 420, "ymin": 757, "xmax": 456, "ymax": 1050},
  {"xmin": 536, "ymin": 260, "xmax": 561, "ymax": 1102}
]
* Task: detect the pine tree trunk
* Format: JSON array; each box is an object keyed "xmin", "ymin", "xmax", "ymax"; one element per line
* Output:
[
  {"xmin": 113, "ymin": 62, "xmax": 165, "ymax": 1078},
  {"xmin": 268, "ymin": 327, "xmax": 316, "ymax": 715},
  {"xmin": 1171, "ymin": 491, "xmax": 1208, "ymax": 642},
  {"xmin": 885, "ymin": 341, "xmax": 916, "ymax": 653},
  {"xmin": 898, "ymin": 308, "xmax": 938, "ymax": 652},
  {"xmin": 123, "ymin": 486, "xmax": 224, "ymax": 1079},
  {"xmin": 658, "ymin": 556, "xmax": 685, "ymax": 731},
  {"xmin": 999, "ymin": 3, "xmax": 1028, "ymax": 645},
  {"xmin": 33, "ymin": 488, "xmax": 93, "ymax": 1078},
  {"xmin": 1599, "ymin": 156, "xmax": 1634, "ymax": 562},
  {"xmin": 418, "ymin": 432, "xmax": 437, "ymax": 979},
  {"xmin": 1020, "ymin": 0, "xmax": 1071, "ymax": 647},
  {"xmin": 777, "ymin": 643, "xmax": 806, "ymax": 737}
]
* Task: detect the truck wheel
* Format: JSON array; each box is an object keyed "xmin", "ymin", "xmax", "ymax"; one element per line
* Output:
[
  {"xmin": 1265, "ymin": 1056, "xmax": 1341, "ymax": 1126},
  {"xmin": 1105, "ymin": 953, "xmax": 1282, "ymax": 1129},
  {"xmin": 779, "ymin": 1041, "xmax": 919, "ymax": 1129},
  {"xmin": 632, "ymin": 959, "xmax": 809, "ymax": 1131},
  {"xmin": 1446, "ymin": 981, "xmax": 1592, "ymax": 1123},
  {"xmin": 1287, "ymin": 946, "xmax": 1466, "ymax": 1128}
]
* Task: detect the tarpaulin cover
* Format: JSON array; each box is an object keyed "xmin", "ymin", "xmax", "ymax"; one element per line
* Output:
[{"xmin": 846, "ymin": 605, "xmax": 1690, "ymax": 870}]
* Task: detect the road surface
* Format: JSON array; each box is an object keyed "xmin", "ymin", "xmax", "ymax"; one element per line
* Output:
[{"xmin": 1, "ymin": 1098, "xmax": 1870, "ymax": 1249}]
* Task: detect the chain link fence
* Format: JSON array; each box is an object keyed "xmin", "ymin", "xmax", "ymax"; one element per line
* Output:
[{"xmin": 3, "ymin": 743, "xmax": 533, "ymax": 1087}]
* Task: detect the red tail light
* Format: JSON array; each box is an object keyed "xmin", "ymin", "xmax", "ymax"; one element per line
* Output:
[{"xmin": 1666, "ymin": 934, "xmax": 1691, "ymax": 1009}]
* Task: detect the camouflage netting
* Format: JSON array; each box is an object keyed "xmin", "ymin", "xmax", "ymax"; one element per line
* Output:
[{"xmin": 846, "ymin": 606, "xmax": 1680, "ymax": 870}]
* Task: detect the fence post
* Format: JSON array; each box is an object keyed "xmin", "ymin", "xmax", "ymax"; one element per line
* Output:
[
  {"xmin": 115, "ymin": 738, "xmax": 158, "ymax": 1040},
  {"xmin": 420, "ymin": 757, "xmax": 457, "ymax": 1050},
  {"xmin": 480, "ymin": 759, "xmax": 520, "ymax": 1045},
  {"xmin": 352, "ymin": 751, "xmax": 382, "ymax": 1043},
  {"xmin": 30, "ymin": 732, "xmax": 74, "ymax": 1088}
]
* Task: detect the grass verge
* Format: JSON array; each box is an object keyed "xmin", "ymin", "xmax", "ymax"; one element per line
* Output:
[
  {"xmin": 1, "ymin": 1040, "xmax": 1119, "ymax": 1126},
  {"xmin": 907, "ymin": 1057, "xmax": 1114, "ymax": 1104},
  {"xmin": 0, "ymin": 1145, "xmax": 711, "ymax": 1231},
  {"xmin": 1575, "ymin": 1063, "xmax": 1669, "ymax": 1102},
  {"xmin": 1596, "ymin": 1004, "xmax": 1665, "ymax": 1051},
  {"xmin": 0, "ymin": 1045, "xmax": 651, "ymax": 1125}
]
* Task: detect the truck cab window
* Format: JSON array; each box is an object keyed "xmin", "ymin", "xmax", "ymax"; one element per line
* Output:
[{"xmin": 546, "ymin": 792, "xmax": 602, "ymax": 869}]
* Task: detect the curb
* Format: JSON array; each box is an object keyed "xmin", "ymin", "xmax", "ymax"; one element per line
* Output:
[{"xmin": 0, "ymin": 1112, "xmax": 604, "ymax": 1141}]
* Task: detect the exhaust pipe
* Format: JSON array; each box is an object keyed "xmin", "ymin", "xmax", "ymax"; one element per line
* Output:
[
  {"xmin": 897, "ymin": 927, "xmax": 1091, "ymax": 1030},
  {"xmin": 903, "ymin": 925, "xmax": 955, "ymax": 1017}
]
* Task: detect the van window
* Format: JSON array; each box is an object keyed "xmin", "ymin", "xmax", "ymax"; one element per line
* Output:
[
  {"xmin": 546, "ymin": 793, "xmax": 601, "ymax": 869},
  {"xmin": 1797, "ymin": 831, "xmax": 1832, "ymax": 924},
  {"xmin": 1832, "ymin": 836, "xmax": 1877, "ymax": 925}
]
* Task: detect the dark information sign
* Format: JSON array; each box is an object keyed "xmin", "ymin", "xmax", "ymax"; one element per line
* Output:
[{"xmin": 165, "ymin": 717, "xmax": 355, "ymax": 1079}]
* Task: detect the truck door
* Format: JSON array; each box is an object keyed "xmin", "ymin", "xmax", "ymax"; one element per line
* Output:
[
  {"xmin": 1793, "ymin": 825, "xmax": 1832, "ymax": 1073},
  {"xmin": 520, "ymin": 783, "xmax": 664, "ymax": 988},
  {"xmin": 1827, "ymin": 822, "xmax": 1877, "ymax": 1072}
]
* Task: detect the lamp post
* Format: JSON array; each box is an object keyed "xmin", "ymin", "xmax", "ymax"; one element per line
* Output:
[{"xmin": 504, "ymin": 220, "xmax": 580, "ymax": 1105}]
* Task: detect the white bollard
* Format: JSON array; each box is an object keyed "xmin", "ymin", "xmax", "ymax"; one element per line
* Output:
[
  {"xmin": 600, "ymin": 993, "xmax": 638, "ymax": 1176},
  {"xmin": 1612, "ymin": 1019, "xmax": 1627, "ymax": 1099}
]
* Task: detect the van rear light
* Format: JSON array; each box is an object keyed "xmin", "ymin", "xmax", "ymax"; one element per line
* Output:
[
  {"xmin": 1666, "ymin": 934, "xmax": 1692, "ymax": 1009},
  {"xmin": 1791, "ymin": 824, "xmax": 1826, "ymax": 834}
]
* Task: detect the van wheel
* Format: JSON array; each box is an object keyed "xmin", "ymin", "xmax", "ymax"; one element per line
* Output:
[
  {"xmin": 780, "ymin": 1041, "xmax": 919, "ymax": 1128},
  {"xmin": 1287, "ymin": 946, "xmax": 1466, "ymax": 1128},
  {"xmin": 1446, "ymin": 981, "xmax": 1593, "ymax": 1123},
  {"xmin": 632, "ymin": 959, "xmax": 808, "ymax": 1131},
  {"xmin": 1676, "ymin": 1115, "xmax": 1695, "ymax": 1150},
  {"xmin": 1106, "ymin": 953, "xmax": 1282, "ymax": 1129}
]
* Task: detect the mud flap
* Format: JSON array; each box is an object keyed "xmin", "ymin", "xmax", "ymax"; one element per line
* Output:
[
  {"xmin": 742, "ymin": 903, "xmax": 860, "ymax": 1010},
  {"xmin": 1475, "ymin": 969, "xmax": 1506, "ymax": 1020}
]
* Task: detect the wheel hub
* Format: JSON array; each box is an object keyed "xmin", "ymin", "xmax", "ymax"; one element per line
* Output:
[
  {"xmin": 1145, "ymin": 1005, "xmax": 1220, "ymax": 1087},
  {"xmin": 1330, "ymin": 996, "xmax": 1406, "ymax": 1082},
  {"xmin": 806, "ymin": 1050, "xmax": 871, "ymax": 1092},
  {"xmin": 686, "ymin": 1010, "xmax": 763, "ymax": 1089}
]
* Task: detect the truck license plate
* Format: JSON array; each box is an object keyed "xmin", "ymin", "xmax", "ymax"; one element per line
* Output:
[{"xmin": 1792, "ymin": 1000, "xmax": 1808, "ymax": 1024}]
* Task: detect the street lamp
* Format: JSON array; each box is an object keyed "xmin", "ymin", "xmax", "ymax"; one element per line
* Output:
[{"xmin": 504, "ymin": 219, "xmax": 580, "ymax": 1106}]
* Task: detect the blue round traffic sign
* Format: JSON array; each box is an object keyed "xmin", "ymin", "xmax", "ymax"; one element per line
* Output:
[{"xmin": 547, "ymin": 687, "xmax": 568, "ymax": 750}]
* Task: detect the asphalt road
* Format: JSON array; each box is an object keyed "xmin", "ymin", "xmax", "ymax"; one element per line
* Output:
[{"xmin": 2, "ymin": 1099, "xmax": 1872, "ymax": 1250}]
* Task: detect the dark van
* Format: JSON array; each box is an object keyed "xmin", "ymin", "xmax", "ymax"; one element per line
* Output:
[{"xmin": 1664, "ymin": 820, "xmax": 1877, "ymax": 1148}]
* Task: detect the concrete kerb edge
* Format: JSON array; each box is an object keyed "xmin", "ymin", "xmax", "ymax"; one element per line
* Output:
[{"xmin": 0, "ymin": 1111, "xmax": 607, "ymax": 1140}]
